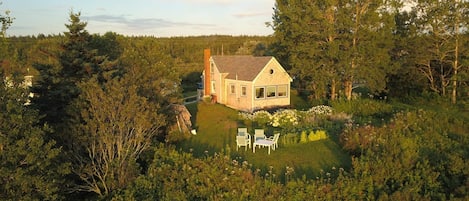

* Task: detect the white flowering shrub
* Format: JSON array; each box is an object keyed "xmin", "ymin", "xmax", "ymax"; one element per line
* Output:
[
  {"xmin": 252, "ymin": 110, "xmax": 272, "ymax": 127},
  {"xmin": 270, "ymin": 109, "xmax": 299, "ymax": 131},
  {"xmin": 307, "ymin": 105, "xmax": 333, "ymax": 116},
  {"xmin": 237, "ymin": 106, "xmax": 349, "ymax": 145},
  {"xmin": 238, "ymin": 112, "xmax": 253, "ymax": 121}
]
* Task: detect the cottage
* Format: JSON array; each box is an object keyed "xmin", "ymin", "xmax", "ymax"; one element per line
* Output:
[{"xmin": 202, "ymin": 49, "xmax": 292, "ymax": 112}]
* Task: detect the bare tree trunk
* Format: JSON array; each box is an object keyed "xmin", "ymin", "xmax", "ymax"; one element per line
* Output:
[
  {"xmin": 331, "ymin": 79, "xmax": 336, "ymax": 100},
  {"xmin": 452, "ymin": 0, "xmax": 460, "ymax": 104},
  {"xmin": 346, "ymin": 1, "xmax": 370, "ymax": 101},
  {"xmin": 345, "ymin": 79, "xmax": 353, "ymax": 100},
  {"xmin": 441, "ymin": 73, "xmax": 446, "ymax": 96},
  {"xmin": 452, "ymin": 68, "xmax": 458, "ymax": 104}
]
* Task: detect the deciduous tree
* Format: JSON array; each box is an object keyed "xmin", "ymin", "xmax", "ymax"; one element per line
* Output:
[
  {"xmin": 411, "ymin": 0, "xmax": 469, "ymax": 102},
  {"xmin": 271, "ymin": 0, "xmax": 398, "ymax": 100},
  {"xmin": 70, "ymin": 74, "xmax": 165, "ymax": 196}
]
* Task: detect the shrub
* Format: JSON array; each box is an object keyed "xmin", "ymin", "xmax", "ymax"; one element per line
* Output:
[
  {"xmin": 308, "ymin": 130, "xmax": 316, "ymax": 142},
  {"xmin": 252, "ymin": 110, "xmax": 272, "ymax": 128},
  {"xmin": 331, "ymin": 99, "xmax": 393, "ymax": 117},
  {"xmin": 282, "ymin": 133, "xmax": 299, "ymax": 146},
  {"xmin": 166, "ymin": 130, "xmax": 191, "ymax": 143},
  {"xmin": 270, "ymin": 109, "xmax": 299, "ymax": 132},
  {"xmin": 316, "ymin": 130, "xmax": 327, "ymax": 139},
  {"xmin": 307, "ymin": 130, "xmax": 328, "ymax": 142},
  {"xmin": 339, "ymin": 125, "xmax": 379, "ymax": 155},
  {"xmin": 307, "ymin": 105, "xmax": 333, "ymax": 115},
  {"xmin": 300, "ymin": 130, "xmax": 308, "ymax": 143}
]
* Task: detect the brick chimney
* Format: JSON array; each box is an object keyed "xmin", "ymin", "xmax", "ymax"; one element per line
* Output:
[{"xmin": 204, "ymin": 49, "xmax": 211, "ymax": 96}]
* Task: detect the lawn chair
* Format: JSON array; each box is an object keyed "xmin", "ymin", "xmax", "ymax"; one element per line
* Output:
[
  {"xmin": 238, "ymin": 127, "xmax": 248, "ymax": 136},
  {"xmin": 266, "ymin": 133, "xmax": 280, "ymax": 150},
  {"xmin": 236, "ymin": 135, "xmax": 251, "ymax": 151},
  {"xmin": 254, "ymin": 129, "xmax": 266, "ymax": 142}
]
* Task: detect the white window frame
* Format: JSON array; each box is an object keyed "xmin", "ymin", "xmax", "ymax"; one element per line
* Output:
[
  {"xmin": 266, "ymin": 86, "xmax": 276, "ymax": 98},
  {"xmin": 241, "ymin": 85, "xmax": 247, "ymax": 96},
  {"xmin": 211, "ymin": 81, "xmax": 216, "ymax": 93},
  {"xmin": 277, "ymin": 85, "xmax": 288, "ymax": 97},
  {"xmin": 230, "ymin": 84, "xmax": 236, "ymax": 95},
  {"xmin": 255, "ymin": 87, "xmax": 265, "ymax": 99}
]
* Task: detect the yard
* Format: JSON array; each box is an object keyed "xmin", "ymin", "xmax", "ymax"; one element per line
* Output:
[{"xmin": 178, "ymin": 101, "xmax": 351, "ymax": 181}]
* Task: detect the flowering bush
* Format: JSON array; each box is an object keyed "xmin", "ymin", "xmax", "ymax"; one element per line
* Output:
[
  {"xmin": 252, "ymin": 110, "xmax": 272, "ymax": 128},
  {"xmin": 238, "ymin": 106, "xmax": 346, "ymax": 145},
  {"xmin": 307, "ymin": 105, "xmax": 333, "ymax": 116},
  {"xmin": 270, "ymin": 109, "xmax": 299, "ymax": 132},
  {"xmin": 238, "ymin": 112, "xmax": 253, "ymax": 121}
]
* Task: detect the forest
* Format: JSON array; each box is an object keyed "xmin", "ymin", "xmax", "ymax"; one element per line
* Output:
[{"xmin": 0, "ymin": 0, "xmax": 468, "ymax": 200}]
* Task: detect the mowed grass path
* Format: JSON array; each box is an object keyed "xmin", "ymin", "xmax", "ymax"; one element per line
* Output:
[{"xmin": 180, "ymin": 102, "xmax": 351, "ymax": 180}]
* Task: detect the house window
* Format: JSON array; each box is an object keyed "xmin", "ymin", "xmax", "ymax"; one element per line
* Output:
[
  {"xmin": 266, "ymin": 86, "xmax": 276, "ymax": 98},
  {"xmin": 278, "ymin": 85, "xmax": 288, "ymax": 97},
  {"xmin": 211, "ymin": 81, "xmax": 216, "ymax": 93},
  {"xmin": 230, "ymin": 84, "xmax": 236, "ymax": 94},
  {"xmin": 241, "ymin": 86, "xmax": 247, "ymax": 96},
  {"xmin": 210, "ymin": 63, "xmax": 215, "ymax": 79},
  {"xmin": 255, "ymin": 87, "xmax": 265, "ymax": 99}
]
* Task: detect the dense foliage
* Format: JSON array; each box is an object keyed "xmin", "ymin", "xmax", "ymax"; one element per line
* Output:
[
  {"xmin": 0, "ymin": 74, "xmax": 70, "ymax": 200},
  {"xmin": 270, "ymin": 0, "xmax": 469, "ymax": 103}
]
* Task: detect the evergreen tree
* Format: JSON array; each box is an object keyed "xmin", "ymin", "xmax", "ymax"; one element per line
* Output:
[
  {"xmin": 32, "ymin": 12, "xmax": 107, "ymax": 141},
  {"xmin": 1, "ymin": 6, "xmax": 70, "ymax": 199},
  {"xmin": 387, "ymin": 10, "xmax": 427, "ymax": 98},
  {"xmin": 0, "ymin": 73, "xmax": 70, "ymax": 200}
]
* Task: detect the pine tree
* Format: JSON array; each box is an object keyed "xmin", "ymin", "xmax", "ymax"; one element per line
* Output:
[
  {"xmin": 32, "ymin": 11, "xmax": 107, "ymax": 135},
  {"xmin": 0, "ymin": 73, "xmax": 70, "ymax": 200}
]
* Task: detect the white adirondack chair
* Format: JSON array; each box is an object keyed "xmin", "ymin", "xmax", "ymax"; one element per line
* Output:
[
  {"xmin": 254, "ymin": 129, "xmax": 265, "ymax": 141},
  {"xmin": 236, "ymin": 135, "xmax": 251, "ymax": 151},
  {"xmin": 238, "ymin": 127, "xmax": 248, "ymax": 136}
]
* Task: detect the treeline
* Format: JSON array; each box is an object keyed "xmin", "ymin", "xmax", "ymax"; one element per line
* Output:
[{"xmin": 4, "ymin": 32, "xmax": 272, "ymax": 92}]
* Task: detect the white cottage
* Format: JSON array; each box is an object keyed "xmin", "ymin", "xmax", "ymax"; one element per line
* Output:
[{"xmin": 202, "ymin": 49, "xmax": 292, "ymax": 112}]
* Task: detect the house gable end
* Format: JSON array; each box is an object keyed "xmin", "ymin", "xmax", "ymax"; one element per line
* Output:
[{"xmin": 252, "ymin": 57, "xmax": 292, "ymax": 84}]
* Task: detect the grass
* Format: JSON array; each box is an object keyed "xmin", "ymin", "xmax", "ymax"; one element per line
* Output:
[{"xmin": 179, "ymin": 101, "xmax": 351, "ymax": 182}]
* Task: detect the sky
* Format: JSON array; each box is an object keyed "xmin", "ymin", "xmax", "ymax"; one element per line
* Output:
[{"xmin": 1, "ymin": 0, "xmax": 276, "ymax": 37}]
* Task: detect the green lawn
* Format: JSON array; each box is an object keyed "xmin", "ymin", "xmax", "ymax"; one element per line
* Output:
[{"xmin": 179, "ymin": 101, "xmax": 351, "ymax": 181}]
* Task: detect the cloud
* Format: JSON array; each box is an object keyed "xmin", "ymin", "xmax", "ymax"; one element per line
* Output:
[
  {"xmin": 83, "ymin": 14, "xmax": 215, "ymax": 30},
  {"xmin": 96, "ymin": 7, "xmax": 106, "ymax": 12},
  {"xmin": 233, "ymin": 12, "xmax": 270, "ymax": 18}
]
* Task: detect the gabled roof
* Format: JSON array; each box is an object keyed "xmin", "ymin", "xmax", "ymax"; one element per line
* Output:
[{"xmin": 211, "ymin": 55, "xmax": 273, "ymax": 81}]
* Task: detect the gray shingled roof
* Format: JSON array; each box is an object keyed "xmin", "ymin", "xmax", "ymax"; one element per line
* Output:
[{"xmin": 212, "ymin": 55, "xmax": 273, "ymax": 81}]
